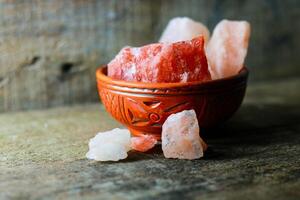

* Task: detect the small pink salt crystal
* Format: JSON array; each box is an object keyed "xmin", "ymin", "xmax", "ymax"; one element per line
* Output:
[
  {"xmin": 162, "ymin": 109, "xmax": 207, "ymax": 160},
  {"xmin": 159, "ymin": 17, "xmax": 210, "ymax": 43},
  {"xmin": 131, "ymin": 135, "xmax": 157, "ymax": 152},
  {"xmin": 207, "ymin": 20, "xmax": 251, "ymax": 79}
]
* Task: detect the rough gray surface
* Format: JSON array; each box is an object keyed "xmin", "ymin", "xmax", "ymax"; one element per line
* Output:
[
  {"xmin": 0, "ymin": 0, "xmax": 299, "ymax": 112},
  {"xmin": 0, "ymin": 79, "xmax": 300, "ymax": 200}
]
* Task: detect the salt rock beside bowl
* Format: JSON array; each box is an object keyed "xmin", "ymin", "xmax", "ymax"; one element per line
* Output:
[{"xmin": 96, "ymin": 66, "xmax": 248, "ymax": 140}]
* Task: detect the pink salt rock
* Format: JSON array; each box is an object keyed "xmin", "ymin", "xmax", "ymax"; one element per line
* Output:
[
  {"xmin": 131, "ymin": 134, "xmax": 157, "ymax": 152},
  {"xmin": 108, "ymin": 36, "xmax": 211, "ymax": 83},
  {"xmin": 207, "ymin": 20, "xmax": 251, "ymax": 79},
  {"xmin": 161, "ymin": 109, "xmax": 207, "ymax": 160},
  {"xmin": 159, "ymin": 17, "xmax": 210, "ymax": 43}
]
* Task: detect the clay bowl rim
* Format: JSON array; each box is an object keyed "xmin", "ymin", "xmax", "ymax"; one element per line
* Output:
[{"xmin": 96, "ymin": 66, "xmax": 248, "ymax": 91}]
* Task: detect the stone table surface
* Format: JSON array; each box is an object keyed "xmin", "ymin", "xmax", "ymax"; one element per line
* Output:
[{"xmin": 1, "ymin": 78, "xmax": 300, "ymax": 200}]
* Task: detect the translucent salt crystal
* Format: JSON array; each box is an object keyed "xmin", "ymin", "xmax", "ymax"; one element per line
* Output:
[
  {"xmin": 86, "ymin": 128, "xmax": 131, "ymax": 161},
  {"xmin": 131, "ymin": 134, "xmax": 157, "ymax": 152},
  {"xmin": 159, "ymin": 17, "xmax": 210, "ymax": 43},
  {"xmin": 162, "ymin": 109, "xmax": 207, "ymax": 160},
  {"xmin": 207, "ymin": 20, "xmax": 251, "ymax": 79},
  {"xmin": 86, "ymin": 143, "xmax": 128, "ymax": 162}
]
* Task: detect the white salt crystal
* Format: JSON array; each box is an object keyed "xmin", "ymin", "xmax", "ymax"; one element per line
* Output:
[
  {"xmin": 159, "ymin": 17, "xmax": 210, "ymax": 43},
  {"xmin": 162, "ymin": 109, "xmax": 206, "ymax": 160},
  {"xmin": 86, "ymin": 128, "xmax": 131, "ymax": 161}
]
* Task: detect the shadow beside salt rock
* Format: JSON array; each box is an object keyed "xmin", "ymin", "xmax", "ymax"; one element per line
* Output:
[{"xmin": 201, "ymin": 103, "xmax": 300, "ymax": 160}]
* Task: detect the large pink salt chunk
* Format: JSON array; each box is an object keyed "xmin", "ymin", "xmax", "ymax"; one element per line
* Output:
[
  {"xmin": 107, "ymin": 36, "xmax": 211, "ymax": 83},
  {"xmin": 131, "ymin": 134, "xmax": 157, "ymax": 152},
  {"xmin": 207, "ymin": 20, "xmax": 251, "ymax": 79},
  {"xmin": 159, "ymin": 17, "xmax": 210, "ymax": 43},
  {"xmin": 162, "ymin": 109, "xmax": 207, "ymax": 160}
]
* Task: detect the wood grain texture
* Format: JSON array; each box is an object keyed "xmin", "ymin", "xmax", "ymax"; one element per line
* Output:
[
  {"xmin": 0, "ymin": 0, "xmax": 299, "ymax": 112},
  {"xmin": 0, "ymin": 79, "xmax": 300, "ymax": 199}
]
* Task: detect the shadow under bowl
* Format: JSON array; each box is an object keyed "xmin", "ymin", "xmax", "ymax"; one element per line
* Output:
[{"xmin": 96, "ymin": 66, "xmax": 249, "ymax": 140}]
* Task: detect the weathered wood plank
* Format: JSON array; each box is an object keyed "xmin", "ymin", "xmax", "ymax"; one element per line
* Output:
[
  {"xmin": 0, "ymin": 79, "xmax": 299, "ymax": 199},
  {"xmin": 0, "ymin": 0, "xmax": 299, "ymax": 112}
]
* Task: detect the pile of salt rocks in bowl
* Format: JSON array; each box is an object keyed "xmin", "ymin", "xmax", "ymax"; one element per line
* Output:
[{"xmin": 86, "ymin": 17, "xmax": 251, "ymax": 161}]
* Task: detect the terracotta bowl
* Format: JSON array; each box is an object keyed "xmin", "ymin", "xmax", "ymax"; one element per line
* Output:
[{"xmin": 96, "ymin": 66, "xmax": 248, "ymax": 140}]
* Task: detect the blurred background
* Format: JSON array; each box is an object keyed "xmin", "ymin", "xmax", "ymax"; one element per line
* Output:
[{"xmin": 0, "ymin": 0, "xmax": 299, "ymax": 112}]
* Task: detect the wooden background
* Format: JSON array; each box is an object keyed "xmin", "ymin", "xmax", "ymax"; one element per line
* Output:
[{"xmin": 0, "ymin": 0, "xmax": 299, "ymax": 112}]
